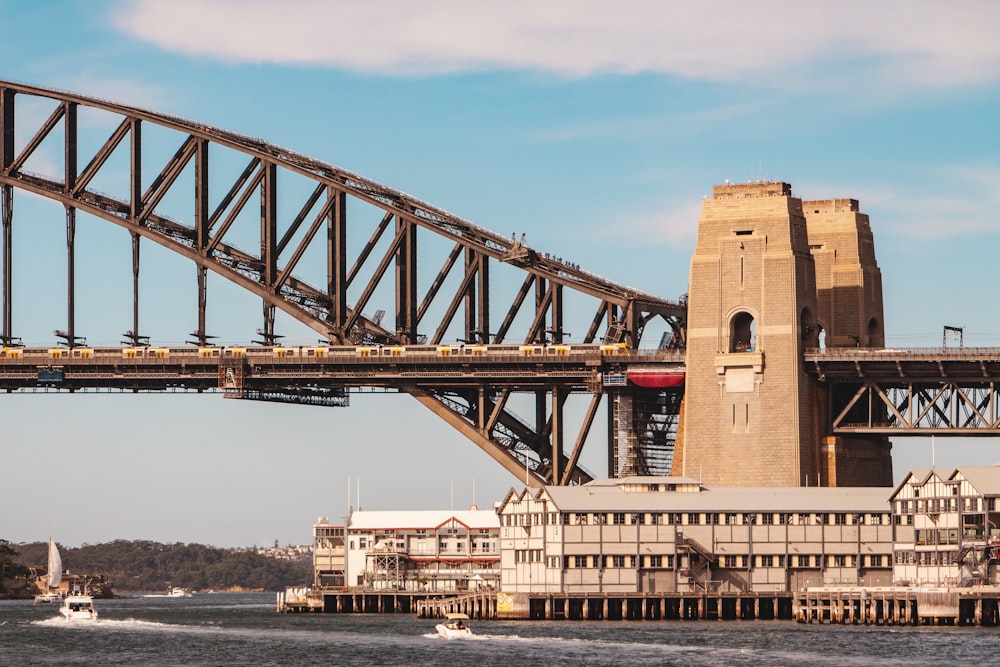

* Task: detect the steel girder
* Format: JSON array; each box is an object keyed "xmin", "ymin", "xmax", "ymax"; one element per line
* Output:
[
  {"xmin": 806, "ymin": 348, "xmax": 1000, "ymax": 435},
  {"xmin": 0, "ymin": 80, "xmax": 687, "ymax": 486},
  {"xmin": 830, "ymin": 381, "xmax": 1000, "ymax": 435}
]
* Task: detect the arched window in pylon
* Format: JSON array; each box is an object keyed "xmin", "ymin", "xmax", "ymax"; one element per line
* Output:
[
  {"xmin": 800, "ymin": 307, "xmax": 820, "ymax": 348},
  {"xmin": 730, "ymin": 311, "xmax": 756, "ymax": 353}
]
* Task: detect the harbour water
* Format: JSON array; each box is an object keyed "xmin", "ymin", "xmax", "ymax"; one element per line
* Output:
[{"xmin": 4, "ymin": 592, "xmax": 1000, "ymax": 666}]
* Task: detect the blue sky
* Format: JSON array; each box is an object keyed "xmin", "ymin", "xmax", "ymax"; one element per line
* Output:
[{"xmin": 1, "ymin": 0, "xmax": 999, "ymax": 547}]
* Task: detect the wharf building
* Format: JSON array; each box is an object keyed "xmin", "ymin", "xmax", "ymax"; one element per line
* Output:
[
  {"xmin": 336, "ymin": 507, "xmax": 501, "ymax": 592},
  {"xmin": 303, "ymin": 465, "xmax": 1000, "ymax": 617},
  {"xmin": 496, "ymin": 477, "xmax": 894, "ymax": 594},
  {"xmin": 891, "ymin": 466, "xmax": 1000, "ymax": 587}
]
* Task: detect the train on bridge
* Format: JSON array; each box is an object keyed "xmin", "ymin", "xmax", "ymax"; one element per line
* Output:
[{"xmin": 0, "ymin": 341, "xmax": 635, "ymax": 362}]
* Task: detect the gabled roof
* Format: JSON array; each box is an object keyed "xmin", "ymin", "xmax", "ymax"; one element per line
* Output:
[
  {"xmin": 949, "ymin": 465, "xmax": 1000, "ymax": 495},
  {"xmin": 889, "ymin": 465, "xmax": 1000, "ymax": 501}
]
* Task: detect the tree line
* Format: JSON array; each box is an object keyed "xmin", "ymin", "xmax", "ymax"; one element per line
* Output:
[{"xmin": 1, "ymin": 539, "xmax": 311, "ymax": 595}]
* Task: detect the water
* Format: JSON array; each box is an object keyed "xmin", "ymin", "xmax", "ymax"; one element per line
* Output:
[{"xmin": 4, "ymin": 592, "xmax": 1000, "ymax": 666}]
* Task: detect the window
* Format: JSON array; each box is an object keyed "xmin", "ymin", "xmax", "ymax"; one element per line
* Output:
[
  {"xmin": 613, "ymin": 513, "xmax": 626, "ymax": 525},
  {"xmin": 648, "ymin": 555, "xmax": 662, "ymax": 568},
  {"xmin": 650, "ymin": 513, "xmax": 662, "ymax": 525},
  {"xmin": 834, "ymin": 513, "xmax": 847, "ymax": 525},
  {"xmin": 595, "ymin": 513, "xmax": 607, "ymax": 525},
  {"xmin": 724, "ymin": 555, "xmax": 738, "ymax": 568},
  {"xmin": 730, "ymin": 311, "xmax": 756, "ymax": 352},
  {"xmin": 574, "ymin": 556, "xmax": 586, "ymax": 568},
  {"xmin": 612, "ymin": 555, "xmax": 625, "ymax": 568}
]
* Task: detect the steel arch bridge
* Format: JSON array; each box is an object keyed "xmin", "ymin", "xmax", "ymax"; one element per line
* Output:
[{"xmin": 0, "ymin": 80, "xmax": 688, "ymax": 487}]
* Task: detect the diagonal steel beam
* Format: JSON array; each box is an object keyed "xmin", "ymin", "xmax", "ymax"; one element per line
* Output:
[{"xmin": 8, "ymin": 102, "xmax": 64, "ymax": 174}]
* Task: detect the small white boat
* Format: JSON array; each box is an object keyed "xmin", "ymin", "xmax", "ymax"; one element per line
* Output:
[
  {"xmin": 59, "ymin": 594, "xmax": 98, "ymax": 621},
  {"xmin": 166, "ymin": 587, "xmax": 192, "ymax": 597},
  {"xmin": 435, "ymin": 613, "xmax": 472, "ymax": 638},
  {"xmin": 34, "ymin": 591, "xmax": 61, "ymax": 603}
]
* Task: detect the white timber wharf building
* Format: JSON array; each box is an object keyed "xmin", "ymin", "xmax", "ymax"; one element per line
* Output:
[
  {"xmin": 497, "ymin": 477, "xmax": 895, "ymax": 594},
  {"xmin": 344, "ymin": 506, "xmax": 501, "ymax": 592},
  {"xmin": 891, "ymin": 466, "xmax": 1000, "ymax": 587}
]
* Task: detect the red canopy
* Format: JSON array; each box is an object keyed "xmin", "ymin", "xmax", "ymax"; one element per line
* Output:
[{"xmin": 627, "ymin": 370, "xmax": 685, "ymax": 388}]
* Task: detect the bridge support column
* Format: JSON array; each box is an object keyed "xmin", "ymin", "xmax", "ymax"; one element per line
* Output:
[{"xmin": 2, "ymin": 184, "xmax": 11, "ymax": 341}]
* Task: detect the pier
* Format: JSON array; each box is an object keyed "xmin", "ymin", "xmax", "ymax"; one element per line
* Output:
[
  {"xmin": 794, "ymin": 587, "xmax": 1000, "ymax": 626},
  {"xmin": 280, "ymin": 585, "xmax": 1000, "ymax": 626}
]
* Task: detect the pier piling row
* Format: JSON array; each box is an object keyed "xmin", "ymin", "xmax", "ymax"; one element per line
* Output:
[{"xmin": 279, "ymin": 587, "xmax": 1000, "ymax": 626}]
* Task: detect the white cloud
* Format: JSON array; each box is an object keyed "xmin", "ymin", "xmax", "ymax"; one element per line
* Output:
[
  {"xmin": 615, "ymin": 199, "xmax": 704, "ymax": 249},
  {"xmin": 113, "ymin": 0, "xmax": 1000, "ymax": 89},
  {"xmin": 830, "ymin": 166, "xmax": 1000, "ymax": 241}
]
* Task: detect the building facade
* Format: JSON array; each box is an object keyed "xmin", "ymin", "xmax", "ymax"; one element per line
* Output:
[
  {"xmin": 342, "ymin": 506, "xmax": 500, "ymax": 592},
  {"xmin": 676, "ymin": 181, "xmax": 891, "ymax": 487},
  {"xmin": 312, "ymin": 516, "xmax": 346, "ymax": 588},
  {"xmin": 497, "ymin": 477, "xmax": 894, "ymax": 594},
  {"xmin": 890, "ymin": 467, "xmax": 1000, "ymax": 587}
]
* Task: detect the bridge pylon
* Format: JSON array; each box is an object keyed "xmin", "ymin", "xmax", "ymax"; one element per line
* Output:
[{"xmin": 675, "ymin": 181, "xmax": 892, "ymax": 487}]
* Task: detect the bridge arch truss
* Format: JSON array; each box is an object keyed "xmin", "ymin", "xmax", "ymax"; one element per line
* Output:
[{"xmin": 0, "ymin": 81, "xmax": 687, "ymax": 486}]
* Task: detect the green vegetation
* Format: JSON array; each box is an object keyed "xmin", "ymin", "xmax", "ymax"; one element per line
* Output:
[
  {"xmin": 8, "ymin": 540, "xmax": 311, "ymax": 593},
  {"xmin": 0, "ymin": 540, "xmax": 31, "ymax": 596}
]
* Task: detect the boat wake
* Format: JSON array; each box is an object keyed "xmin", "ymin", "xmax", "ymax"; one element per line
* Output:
[{"xmin": 33, "ymin": 617, "xmax": 175, "ymax": 629}]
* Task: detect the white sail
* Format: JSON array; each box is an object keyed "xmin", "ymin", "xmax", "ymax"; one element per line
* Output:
[{"xmin": 47, "ymin": 539, "xmax": 62, "ymax": 589}]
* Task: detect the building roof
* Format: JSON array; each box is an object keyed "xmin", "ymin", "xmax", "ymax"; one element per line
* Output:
[
  {"xmin": 518, "ymin": 483, "xmax": 891, "ymax": 513},
  {"xmin": 347, "ymin": 507, "xmax": 499, "ymax": 531},
  {"xmin": 951, "ymin": 466, "xmax": 1000, "ymax": 494},
  {"xmin": 585, "ymin": 476, "xmax": 702, "ymax": 487},
  {"xmin": 889, "ymin": 465, "xmax": 1000, "ymax": 500}
]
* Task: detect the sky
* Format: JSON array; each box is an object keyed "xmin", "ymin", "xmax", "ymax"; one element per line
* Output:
[{"xmin": 1, "ymin": 0, "xmax": 999, "ymax": 548}]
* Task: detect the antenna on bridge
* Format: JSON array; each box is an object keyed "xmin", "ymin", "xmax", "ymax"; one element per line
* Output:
[{"xmin": 943, "ymin": 325, "xmax": 964, "ymax": 349}]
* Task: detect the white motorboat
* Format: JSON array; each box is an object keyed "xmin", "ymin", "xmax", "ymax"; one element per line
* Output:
[
  {"xmin": 34, "ymin": 591, "xmax": 61, "ymax": 603},
  {"xmin": 435, "ymin": 613, "xmax": 472, "ymax": 638},
  {"xmin": 166, "ymin": 587, "xmax": 192, "ymax": 597},
  {"xmin": 59, "ymin": 594, "xmax": 98, "ymax": 621}
]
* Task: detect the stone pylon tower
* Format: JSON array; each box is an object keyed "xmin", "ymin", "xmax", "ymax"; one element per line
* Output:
[{"xmin": 673, "ymin": 181, "xmax": 891, "ymax": 487}]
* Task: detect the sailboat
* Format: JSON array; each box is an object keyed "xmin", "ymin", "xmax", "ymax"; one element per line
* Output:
[{"xmin": 33, "ymin": 539, "xmax": 62, "ymax": 603}]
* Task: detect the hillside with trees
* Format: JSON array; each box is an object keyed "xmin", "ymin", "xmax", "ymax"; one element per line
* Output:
[{"xmin": 4, "ymin": 540, "xmax": 311, "ymax": 594}]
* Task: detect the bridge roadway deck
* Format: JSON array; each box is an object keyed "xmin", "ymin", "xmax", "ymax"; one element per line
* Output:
[{"xmin": 0, "ymin": 346, "xmax": 686, "ymax": 393}]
